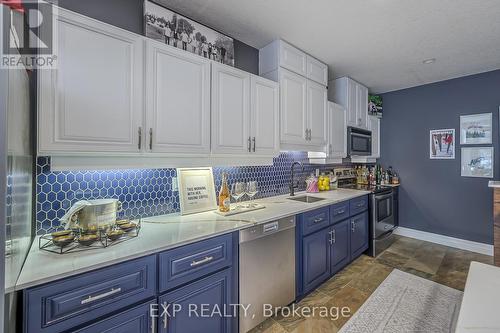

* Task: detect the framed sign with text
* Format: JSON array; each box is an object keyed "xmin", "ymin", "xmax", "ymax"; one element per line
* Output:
[{"xmin": 177, "ymin": 167, "xmax": 217, "ymax": 215}]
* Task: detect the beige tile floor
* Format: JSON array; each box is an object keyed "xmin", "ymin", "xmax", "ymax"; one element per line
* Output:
[{"xmin": 248, "ymin": 235, "xmax": 493, "ymax": 333}]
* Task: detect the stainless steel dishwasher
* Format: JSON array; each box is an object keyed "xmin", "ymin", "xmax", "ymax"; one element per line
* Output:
[{"xmin": 239, "ymin": 216, "xmax": 296, "ymax": 333}]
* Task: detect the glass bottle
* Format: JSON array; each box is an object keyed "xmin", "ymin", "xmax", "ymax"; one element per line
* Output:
[{"xmin": 218, "ymin": 173, "xmax": 230, "ymax": 212}]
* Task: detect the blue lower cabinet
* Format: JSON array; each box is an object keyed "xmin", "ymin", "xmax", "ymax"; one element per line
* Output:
[
  {"xmin": 349, "ymin": 195, "xmax": 368, "ymax": 216},
  {"xmin": 73, "ymin": 300, "xmax": 156, "ymax": 333},
  {"xmin": 158, "ymin": 233, "xmax": 233, "ymax": 293},
  {"xmin": 330, "ymin": 220, "xmax": 350, "ymax": 275},
  {"xmin": 158, "ymin": 268, "xmax": 234, "ymax": 333},
  {"xmin": 24, "ymin": 255, "xmax": 157, "ymax": 333},
  {"xmin": 302, "ymin": 228, "xmax": 331, "ymax": 295},
  {"xmin": 301, "ymin": 206, "xmax": 330, "ymax": 236},
  {"xmin": 297, "ymin": 199, "xmax": 370, "ymax": 300},
  {"xmin": 350, "ymin": 211, "xmax": 369, "ymax": 259}
]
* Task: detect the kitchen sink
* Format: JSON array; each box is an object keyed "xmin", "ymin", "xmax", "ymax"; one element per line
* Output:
[{"xmin": 287, "ymin": 195, "xmax": 325, "ymax": 203}]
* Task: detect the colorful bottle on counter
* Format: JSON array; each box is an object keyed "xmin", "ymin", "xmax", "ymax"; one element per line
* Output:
[
  {"xmin": 318, "ymin": 173, "xmax": 325, "ymax": 191},
  {"xmin": 324, "ymin": 173, "xmax": 330, "ymax": 191},
  {"xmin": 218, "ymin": 173, "xmax": 230, "ymax": 212}
]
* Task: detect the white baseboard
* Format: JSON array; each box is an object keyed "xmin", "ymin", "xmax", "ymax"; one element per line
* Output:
[{"xmin": 394, "ymin": 227, "xmax": 493, "ymax": 256}]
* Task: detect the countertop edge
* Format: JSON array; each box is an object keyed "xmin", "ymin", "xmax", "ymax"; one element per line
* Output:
[{"xmin": 15, "ymin": 190, "xmax": 370, "ymax": 290}]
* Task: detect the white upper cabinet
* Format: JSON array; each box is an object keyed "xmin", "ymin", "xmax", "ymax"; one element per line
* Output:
[
  {"xmin": 307, "ymin": 80, "xmax": 327, "ymax": 146},
  {"xmin": 278, "ymin": 69, "xmax": 308, "ymax": 145},
  {"xmin": 260, "ymin": 39, "xmax": 328, "ymax": 151},
  {"xmin": 250, "ymin": 76, "xmax": 280, "ymax": 156},
  {"xmin": 146, "ymin": 40, "xmax": 211, "ymax": 155},
  {"xmin": 330, "ymin": 77, "xmax": 369, "ymax": 130},
  {"xmin": 211, "ymin": 63, "xmax": 279, "ymax": 156},
  {"xmin": 211, "ymin": 63, "xmax": 251, "ymax": 155},
  {"xmin": 328, "ymin": 102, "xmax": 347, "ymax": 159},
  {"xmin": 279, "ymin": 41, "xmax": 307, "ymax": 76},
  {"xmin": 368, "ymin": 115, "xmax": 380, "ymax": 158},
  {"xmin": 38, "ymin": 8, "xmax": 144, "ymax": 154},
  {"xmin": 306, "ymin": 55, "xmax": 328, "ymax": 86},
  {"xmin": 260, "ymin": 40, "xmax": 307, "ymax": 77},
  {"xmin": 260, "ymin": 40, "xmax": 328, "ymax": 85},
  {"xmin": 356, "ymin": 84, "xmax": 369, "ymax": 129}
]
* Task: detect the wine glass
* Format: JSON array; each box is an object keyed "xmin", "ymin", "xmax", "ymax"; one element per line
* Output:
[
  {"xmin": 246, "ymin": 181, "xmax": 259, "ymax": 207},
  {"xmin": 231, "ymin": 182, "xmax": 245, "ymax": 208}
]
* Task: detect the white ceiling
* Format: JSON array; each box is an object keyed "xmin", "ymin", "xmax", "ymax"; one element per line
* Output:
[{"xmin": 156, "ymin": 0, "xmax": 500, "ymax": 93}]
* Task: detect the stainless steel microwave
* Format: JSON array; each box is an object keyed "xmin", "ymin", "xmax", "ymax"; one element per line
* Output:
[{"xmin": 347, "ymin": 127, "xmax": 372, "ymax": 156}]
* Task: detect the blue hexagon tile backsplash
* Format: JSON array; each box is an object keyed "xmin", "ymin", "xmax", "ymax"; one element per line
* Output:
[{"xmin": 36, "ymin": 152, "xmax": 344, "ymax": 234}]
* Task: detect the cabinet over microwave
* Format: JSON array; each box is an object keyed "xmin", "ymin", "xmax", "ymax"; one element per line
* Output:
[{"xmin": 347, "ymin": 127, "xmax": 372, "ymax": 156}]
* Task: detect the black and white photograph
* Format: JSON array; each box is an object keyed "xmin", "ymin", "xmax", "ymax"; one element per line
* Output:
[
  {"xmin": 144, "ymin": 0, "xmax": 235, "ymax": 66},
  {"xmin": 460, "ymin": 113, "xmax": 492, "ymax": 144}
]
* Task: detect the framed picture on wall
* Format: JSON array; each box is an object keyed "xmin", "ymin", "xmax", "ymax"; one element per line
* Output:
[
  {"xmin": 460, "ymin": 113, "xmax": 492, "ymax": 144},
  {"xmin": 144, "ymin": 0, "xmax": 235, "ymax": 66},
  {"xmin": 461, "ymin": 147, "xmax": 494, "ymax": 178},
  {"xmin": 177, "ymin": 167, "xmax": 217, "ymax": 215},
  {"xmin": 430, "ymin": 129, "xmax": 455, "ymax": 159}
]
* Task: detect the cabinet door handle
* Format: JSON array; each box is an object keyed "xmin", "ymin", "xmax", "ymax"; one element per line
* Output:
[
  {"xmin": 248, "ymin": 136, "xmax": 251, "ymax": 152},
  {"xmin": 138, "ymin": 127, "xmax": 142, "ymax": 150},
  {"xmin": 332, "ymin": 229, "xmax": 336, "ymax": 243},
  {"xmin": 149, "ymin": 128, "xmax": 153, "ymax": 150},
  {"xmin": 252, "ymin": 137, "xmax": 256, "ymax": 152},
  {"xmin": 357, "ymin": 202, "xmax": 365, "ymax": 208},
  {"xmin": 81, "ymin": 287, "xmax": 122, "ymax": 305},
  {"xmin": 336, "ymin": 209, "xmax": 345, "ymax": 215},
  {"xmin": 328, "ymin": 230, "xmax": 333, "ymax": 244},
  {"xmin": 190, "ymin": 256, "xmax": 214, "ymax": 267},
  {"xmin": 351, "ymin": 221, "xmax": 356, "ymax": 232}
]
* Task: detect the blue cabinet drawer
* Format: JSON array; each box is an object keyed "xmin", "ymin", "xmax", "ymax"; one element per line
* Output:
[
  {"xmin": 73, "ymin": 300, "xmax": 156, "ymax": 333},
  {"xmin": 158, "ymin": 233, "xmax": 233, "ymax": 293},
  {"xmin": 24, "ymin": 255, "xmax": 156, "ymax": 333},
  {"xmin": 350, "ymin": 195, "xmax": 368, "ymax": 216},
  {"xmin": 301, "ymin": 206, "xmax": 330, "ymax": 236},
  {"xmin": 330, "ymin": 201, "xmax": 350, "ymax": 224}
]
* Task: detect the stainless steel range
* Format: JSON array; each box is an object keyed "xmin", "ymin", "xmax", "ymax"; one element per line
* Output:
[{"xmin": 334, "ymin": 168, "xmax": 398, "ymax": 257}]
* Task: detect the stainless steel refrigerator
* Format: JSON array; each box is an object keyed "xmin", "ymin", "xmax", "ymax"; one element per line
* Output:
[{"xmin": 1, "ymin": 3, "xmax": 34, "ymax": 332}]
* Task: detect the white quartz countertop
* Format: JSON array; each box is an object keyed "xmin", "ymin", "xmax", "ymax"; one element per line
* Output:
[
  {"xmin": 488, "ymin": 181, "xmax": 500, "ymax": 188},
  {"xmin": 16, "ymin": 189, "xmax": 369, "ymax": 290},
  {"xmin": 456, "ymin": 261, "xmax": 500, "ymax": 332}
]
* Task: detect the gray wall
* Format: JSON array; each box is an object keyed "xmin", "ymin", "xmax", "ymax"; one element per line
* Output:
[
  {"xmin": 55, "ymin": 0, "xmax": 259, "ymax": 74},
  {"xmin": 380, "ymin": 69, "xmax": 500, "ymax": 244}
]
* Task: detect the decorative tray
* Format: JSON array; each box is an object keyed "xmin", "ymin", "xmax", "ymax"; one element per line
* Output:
[
  {"xmin": 213, "ymin": 204, "xmax": 266, "ymax": 217},
  {"xmin": 39, "ymin": 219, "xmax": 141, "ymax": 255}
]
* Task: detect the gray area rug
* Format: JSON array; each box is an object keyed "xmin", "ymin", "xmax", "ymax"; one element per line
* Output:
[{"xmin": 339, "ymin": 269, "xmax": 463, "ymax": 333}]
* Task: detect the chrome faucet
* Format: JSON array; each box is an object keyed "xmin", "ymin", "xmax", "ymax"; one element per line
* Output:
[{"xmin": 289, "ymin": 161, "xmax": 304, "ymax": 196}]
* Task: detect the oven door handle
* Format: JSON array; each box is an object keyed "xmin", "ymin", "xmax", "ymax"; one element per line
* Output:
[
  {"xmin": 377, "ymin": 229, "xmax": 396, "ymax": 241},
  {"xmin": 375, "ymin": 192, "xmax": 393, "ymax": 201}
]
